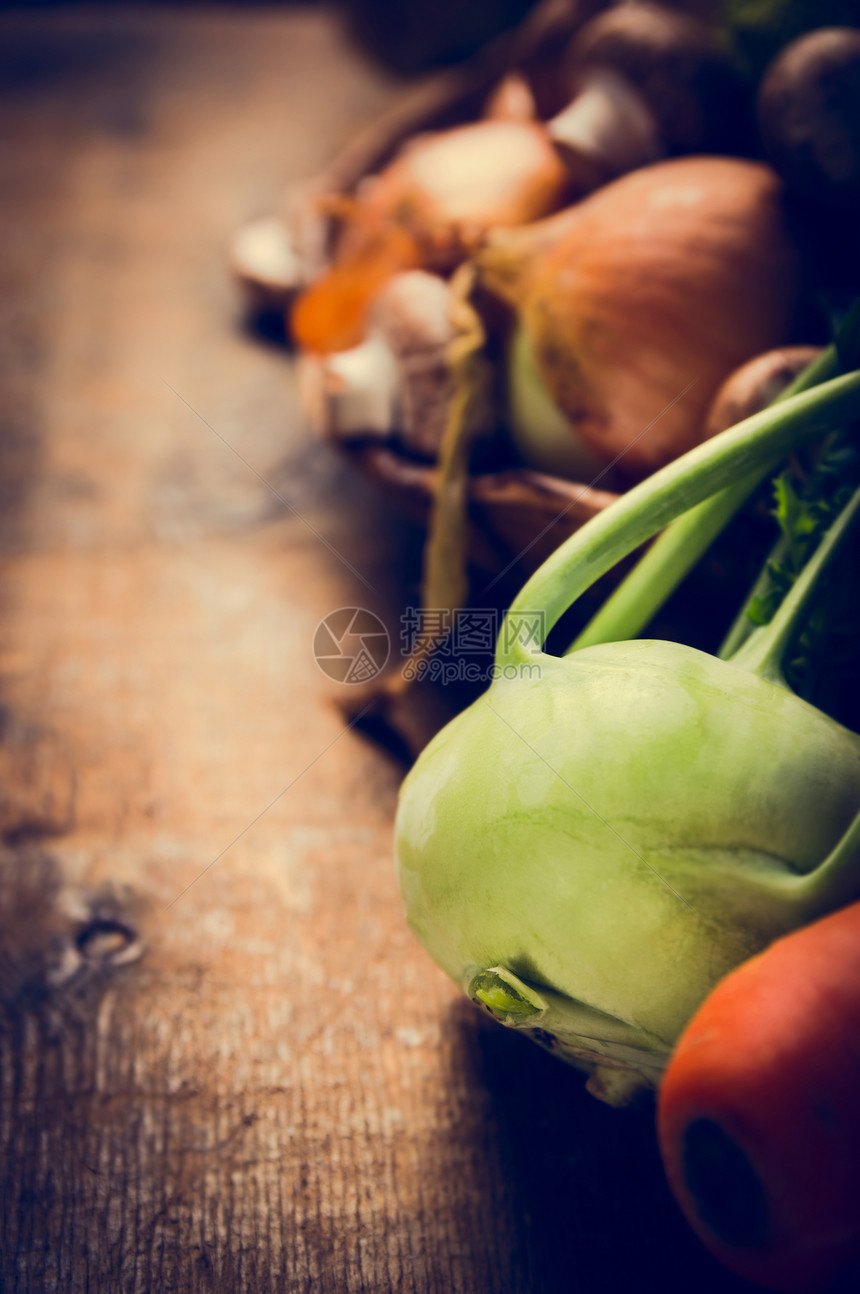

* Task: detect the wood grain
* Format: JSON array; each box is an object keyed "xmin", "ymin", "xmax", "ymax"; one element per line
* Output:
[{"xmin": 0, "ymin": 8, "xmax": 836, "ymax": 1293}]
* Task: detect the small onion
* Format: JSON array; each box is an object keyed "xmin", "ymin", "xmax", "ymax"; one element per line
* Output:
[
  {"xmin": 485, "ymin": 156, "xmax": 803, "ymax": 483},
  {"xmin": 357, "ymin": 119, "xmax": 576, "ymax": 269},
  {"xmin": 291, "ymin": 119, "xmax": 575, "ymax": 354},
  {"xmin": 483, "ymin": 72, "xmax": 538, "ymax": 124}
]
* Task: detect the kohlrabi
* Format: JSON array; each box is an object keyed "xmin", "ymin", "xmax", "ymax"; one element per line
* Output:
[{"xmin": 395, "ymin": 330, "xmax": 860, "ymax": 1105}]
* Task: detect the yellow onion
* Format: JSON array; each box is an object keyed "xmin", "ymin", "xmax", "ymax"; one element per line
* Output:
[
  {"xmin": 357, "ymin": 118, "xmax": 576, "ymax": 269},
  {"xmin": 482, "ymin": 72, "xmax": 538, "ymax": 125},
  {"xmin": 291, "ymin": 119, "xmax": 575, "ymax": 354},
  {"xmin": 486, "ymin": 156, "xmax": 803, "ymax": 483}
]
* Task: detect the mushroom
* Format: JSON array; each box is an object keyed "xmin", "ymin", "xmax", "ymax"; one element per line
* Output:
[
  {"xmin": 547, "ymin": 2, "xmax": 745, "ymax": 187},
  {"xmin": 704, "ymin": 345, "xmax": 823, "ymax": 439},
  {"xmin": 758, "ymin": 27, "xmax": 860, "ymax": 208},
  {"xmin": 297, "ymin": 270, "xmax": 456, "ymax": 459},
  {"xmin": 231, "ymin": 215, "xmax": 305, "ymax": 314},
  {"xmin": 371, "ymin": 270, "xmax": 458, "ymax": 459},
  {"xmin": 297, "ymin": 335, "xmax": 400, "ymax": 442},
  {"xmin": 231, "ymin": 183, "xmax": 330, "ymax": 315}
]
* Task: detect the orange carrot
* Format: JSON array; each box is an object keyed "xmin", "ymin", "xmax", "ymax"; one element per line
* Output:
[
  {"xmin": 657, "ymin": 901, "xmax": 860, "ymax": 1292},
  {"xmin": 290, "ymin": 223, "xmax": 420, "ymax": 354}
]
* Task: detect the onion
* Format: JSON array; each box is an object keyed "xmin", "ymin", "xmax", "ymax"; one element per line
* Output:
[
  {"xmin": 358, "ymin": 119, "xmax": 575, "ymax": 266},
  {"xmin": 290, "ymin": 119, "xmax": 574, "ymax": 354},
  {"xmin": 483, "ymin": 156, "xmax": 803, "ymax": 483},
  {"xmin": 483, "ymin": 72, "xmax": 538, "ymax": 124}
]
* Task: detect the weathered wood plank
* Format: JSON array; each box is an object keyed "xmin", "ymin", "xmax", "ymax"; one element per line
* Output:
[{"xmin": 0, "ymin": 8, "xmax": 793, "ymax": 1293}]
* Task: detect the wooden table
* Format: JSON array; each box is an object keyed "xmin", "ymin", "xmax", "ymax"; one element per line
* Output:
[{"xmin": 0, "ymin": 7, "xmax": 809, "ymax": 1291}]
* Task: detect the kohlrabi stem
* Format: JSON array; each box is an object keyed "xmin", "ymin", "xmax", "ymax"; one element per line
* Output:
[
  {"xmin": 717, "ymin": 529, "xmax": 791, "ymax": 660},
  {"xmin": 568, "ymin": 346, "xmax": 846, "ymax": 654},
  {"xmin": 727, "ymin": 479, "xmax": 860, "ymax": 685},
  {"xmin": 795, "ymin": 807, "xmax": 860, "ymax": 920},
  {"xmin": 496, "ymin": 370, "xmax": 860, "ymax": 669},
  {"xmin": 571, "ymin": 481, "xmax": 749, "ymax": 652},
  {"xmin": 718, "ymin": 426, "xmax": 845, "ymax": 661}
]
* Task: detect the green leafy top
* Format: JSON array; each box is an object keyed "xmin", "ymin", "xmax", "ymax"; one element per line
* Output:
[{"xmin": 747, "ymin": 436, "xmax": 860, "ymax": 627}]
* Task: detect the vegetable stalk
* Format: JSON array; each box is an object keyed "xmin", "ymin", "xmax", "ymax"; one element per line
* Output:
[
  {"xmin": 497, "ymin": 369, "xmax": 860, "ymax": 667},
  {"xmin": 396, "ymin": 325, "xmax": 860, "ymax": 1104},
  {"xmin": 568, "ymin": 303, "xmax": 860, "ymax": 653}
]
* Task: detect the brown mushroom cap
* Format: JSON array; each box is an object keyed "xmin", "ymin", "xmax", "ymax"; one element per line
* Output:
[
  {"xmin": 758, "ymin": 27, "xmax": 860, "ymax": 207},
  {"xmin": 565, "ymin": 2, "xmax": 745, "ymax": 153},
  {"xmin": 704, "ymin": 345, "xmax": 823, "ymax": 439}
]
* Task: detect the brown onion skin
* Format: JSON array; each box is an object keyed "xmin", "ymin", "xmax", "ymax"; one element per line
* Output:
[
  {"xmin": 516, "ymin": 156, "xmax": 803, "ymax": 483},
  {"xmin": 356, "ymin": 119, "xmax": 577, "ymax": 274}
]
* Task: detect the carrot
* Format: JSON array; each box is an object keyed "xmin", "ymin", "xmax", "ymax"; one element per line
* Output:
[
  {"xmin": 290, "ymin": 223, "xmax": 420, "ymax": 354},
  {"xmin": 657, "ymin": 902, "xmax": 860, "ymax": 1292}
]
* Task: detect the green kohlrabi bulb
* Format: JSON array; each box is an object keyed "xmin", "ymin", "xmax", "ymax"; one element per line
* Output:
[
  {"xmin": 395, "ymin": 360, "xmax": 860, "ymax": 1103},
  {"xmin": 395, "ymin": 642, "xmax": 860, "ymax": 1098}
]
